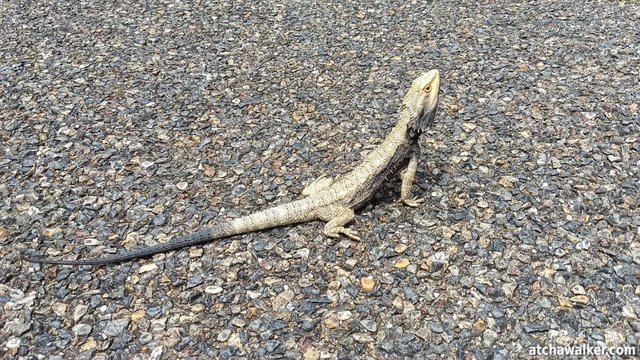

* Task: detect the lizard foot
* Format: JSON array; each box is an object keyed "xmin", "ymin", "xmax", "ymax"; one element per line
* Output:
[
  {"xmin": 324, "ymin": 227, "xmax": 361, "ymax": 241},
  {"xmin": 338, "ymin": 228, "xmax": 361, "ymax": 241},
  {"xmin": 402, "ymin": 197, "xmax": 424, "ymax": 207}
]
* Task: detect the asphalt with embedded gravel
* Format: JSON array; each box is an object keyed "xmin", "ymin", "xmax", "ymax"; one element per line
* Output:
[{"xmin": 1, "ymin": 0, "xmax": 639, "ymax": 359}]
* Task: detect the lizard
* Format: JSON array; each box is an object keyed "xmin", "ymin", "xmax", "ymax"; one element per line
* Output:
[{"xmin": 23, "ymin": 69, "xmax": 441, "ymax": 266}]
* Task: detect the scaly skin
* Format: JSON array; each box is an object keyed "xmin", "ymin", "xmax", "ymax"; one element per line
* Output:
[{"xmin": 23, "ymin": 70, "xmax": 441, "ymax": 266}]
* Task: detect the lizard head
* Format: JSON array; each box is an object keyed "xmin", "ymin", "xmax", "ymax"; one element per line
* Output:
[{"xmin": 403, "ymin": 69, "xmax": 441, "ymax": 137}]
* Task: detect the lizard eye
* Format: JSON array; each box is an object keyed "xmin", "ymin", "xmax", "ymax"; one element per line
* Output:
[{"xmin": 423, "ymin": 85, "xmax": 432, "ymax": 93}]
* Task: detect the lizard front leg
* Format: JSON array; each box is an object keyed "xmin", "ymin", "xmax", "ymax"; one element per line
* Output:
[
  {"xmin": 302, "ymin": 175, "xmax": 334, "ymax": 196},
  {"xmin": 400, "ymin": 152, "xmax": 424, "ymax": 207},
  {"xmin": 316, "ymin": 205, "xmax": 361, "ymax": 241}
]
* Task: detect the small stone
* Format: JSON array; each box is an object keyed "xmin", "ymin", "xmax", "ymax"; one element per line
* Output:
[
  {"xmin": 622, "ymin": 305, "xmax": 637, "ymax": 319},
  {"xmin": 270, "ymin": 319, "xmax": 286, "ymax": 331},
  {"xmin": 83, "ymin": 238, "xmax": 100, "ymax": 246},
  {"xmin": 231, "ymin": 318, "xmax": 246, "ymax": 327},
  {"xmin": 353, "ymin": 333, "xmax": 374, "ymax": 343},
  {"xmin": 272, "ymin": 289, "xmax": 295, "ymax": 310},
  {"xmin": 138, "ymin": 263, "xmax": 158, "ymax": 273},
  {"xmin": 265, "ymin": 340, "xmax": 280, "ymax": 352},
  {"xmin": 392, "ymin": 296, "xmax": 404, "ymax": 310},
  {"xmin": 228, "ymin": 332, "xmax": 242, "ymax": 348},
  {"xmin": 73, "ymin": 323, "xmax": 92, "ymax": 336},
  {"xmin": 52, "ymin": 303, "xmax": 67, "ymax": 316},
  {"xmin": 523, "ymin": 324, "xmax": 549, "ymax": 333},
  {"xmin": 150, "ymin": 346, "xmax": 163, "ymax": 359},
  {"xmin": 360, "ymin": 278, "xmax": 375, "ymax": 293},
  {"xmin": 570, "ymin": 284, "xmax": 586, "ymax": 295},
  {"xmin": 186, "ymin": 274, "xmax": 204, "ymax": 288},
  {"xmin": 323, "ymin": 313, "xmax": 339, "ymax": 329},
  {"xmin": 414, "ymin": 328, "xmax": 430, "ymax": 341},
  {"xmin": 73, "ymin": 304, "xmax": 89, "ymax": 322},
  {"xmin": 218, "ymin": 329, "xmax": 231, "ymax": 341},
  {"xmin": 80, "ymin": 337, "xmax": 97, "ymax": 351},
  {"xmin": 337, "ymin": 311, "xmax": 352, "ymax": 321},
  {"xmin": 204, "ymin": 166, "xmax": 216, "ymax": 177},
  {"xmin": 473, "ymin": 319, "xmax": 486, "ymax": 331},
  {"xmin": 6, "ymin": 337, "xmax": 20, "ymax": 349},
  {"xmin": 462, "ymin": 122, "xmax": 477, "ymax": 132},
  {"xmin": 205, "ymin": 286, "xmax": 223, "ymax": 295},
  {"xmin": 570, "ymin": 295, "xmax": 589, "ymax": 305},
  {"xmin": 103, "ymin": 319, "xmax": 129, "ymax": 337},
  {"xmin": 141, "ymin": 160, "xmax": 155, "ymax": 168},
  {"xmin": 303, "ymin": 346, "xmax": 320, "ymax": 360},
  {"xmin": 557, "ymin": 297, "xmax": 573, "ymax": 308},
  {"xmin": 360, "ymin": 319, "xmax": 377, "ymax": 332},
  {"xmin": 176, "ymin": 181, "xmax": 188, "ymax": 190},
  {"xmin": 483, "ymin": 329, "xmax": 498, "ymax": 346},
  {"xmin": 420, "ymin": 259, "xmax": 433, "ymax": 271},
  {"xmin": 441, "ymin": 227, "xmax": 456, "ymax": 240},
  {"xmin": 189, "ymin": 248, "xmax": 204, "ymax": 258},
  {"xmin": 394, "ymin": 244, "xmax": 408, "ymax": 253},
  {"xmin": 131, "ymin": 310, "xmax": 146, "ymax": 322},
  {"xmin": 10, "ymin": 320, "xmax": 30, "ymax": 336},
  {"xmin": 604, "ymin": 329, "xmax": 625, "ymax": 347},
  {"xmin": 429, "ymin": 322, "xmax": 444, "ymax": 333},
  {"xmin": 345, "ymin": 258, "xmax": 358, "ymax": 267},
  {"xmin": 147, "ymin": 306, "xmax": 163, "ymax": 318},
  {"xmin": 502, "ymin": 283, "xmax": 517, "ymax": 298},
  {"xmin": 43, "ymin": 227, "xmax": 62, "ymax": 238},
  {"xmin": 328, "ymin": 280, "xmax": 341, "ymax": 290},
  {"xmin": 499, "ymin": 176, "xmax": 517, "ymax": 188},
  {"xmin": 302, "ymin": 320, "xmax": 315, "ymax": 332},
  {"xmin": 394, "ymin": 258, "xmax": 410, "ymax": 269}
]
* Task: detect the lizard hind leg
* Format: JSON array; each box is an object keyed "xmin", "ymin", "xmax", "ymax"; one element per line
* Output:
[
  {"xmin": 317, "ymin": 205, "xmax": 361, "ymax": 241},
  {"xmin": 302, "ymin": 175, "xmax": 334, "ymax": 196}
]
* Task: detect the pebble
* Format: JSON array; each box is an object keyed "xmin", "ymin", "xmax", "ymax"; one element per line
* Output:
[
  {"xmin": 52, "ymin": 303, "xmax": 67, "ymax": 316},
  {"xmin": 218, "ymin": 329, "xmax": 232, "ymax": 342},
  {"xmin": 103, "ymin": 319, "xmax": 130, "ymax": 337},
  {"xmin": 73, "ymin": 304, "xmax": 89, "ymax": 322},
  {"xmin": 6, "ymin": 338, "xmax": 20, "ymax": 349},
  {"xmin": 205, "ymin": 286, "xmax": 224, "ymax": 295},
  {"xmin": 186, "ymin": 274, "xmax": 204, "ymax": 289},
  {"xmin": 303, "ymin": 346, "xmax": 320, "ymax": 360},
  {"xmin": 138, "ymin": 263, "xmax": 158, "ymax": 273},
  {"xmin": 176, "ymin": 181, "xmax": 188, "ymax": 190},
  {"xmin": 337, "ymin": 311, "xmax": 352, "ymax": 321},
  {"xmin": 352, "ymin": 333, "xmax": 374, "ymax": 343},
  {"xmin": 360, "ymin": 319, "xmax": 377, "ymax": 332},
  {"xmin": 73, "ymin": 324, "xmax": 92, "ymax": 336},
  {"xmin": 394, "ymin": 244, "xmax": 408, "ymax": 253},
  {"xmin": 394, "ymin": 258, "xmax": 410, "ymax": 269},
  {"xmin": 323, "ymin": 313, "xmax": 339, "ymax": 329},
  {"xmin": 570, "ymin": 295, "xmax": 590, "ymax": 305},
  {"xmin": 360, "ymin": 278, "xmax": 376, "ymax": 293}
]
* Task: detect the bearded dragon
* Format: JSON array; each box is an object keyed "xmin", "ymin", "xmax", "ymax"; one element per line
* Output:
[{"xmin": 24, "ymin": 70, "xmax": 441, "ymax": 266}]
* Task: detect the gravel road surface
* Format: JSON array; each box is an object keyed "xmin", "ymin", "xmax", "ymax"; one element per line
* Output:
[{"xmin": 1, "ymin": 0, "xmax": 639, "ymax": 359}]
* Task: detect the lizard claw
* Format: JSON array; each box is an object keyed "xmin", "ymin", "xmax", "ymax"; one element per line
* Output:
[
  {"xmin": 402, "ymin": 197, "xmax": 424, "ymax": 207},
  {"xmin": 339, "ymin": 228, "xmax": 361, "ymax": 241}
]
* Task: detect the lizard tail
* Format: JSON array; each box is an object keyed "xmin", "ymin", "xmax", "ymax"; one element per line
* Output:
[
  {"xmin": 22, "ymin": 227, "xmax": 223, "ymax": 266},
  {"xmin": 22, "ymin": 198, "xmax": 317, "ymax": 266}
]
